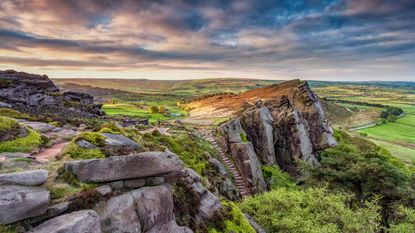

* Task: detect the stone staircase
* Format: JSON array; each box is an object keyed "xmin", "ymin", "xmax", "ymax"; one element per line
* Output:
[{"xmin": 202, "ymin": 130, "xmax": 250, "ymax": 198}]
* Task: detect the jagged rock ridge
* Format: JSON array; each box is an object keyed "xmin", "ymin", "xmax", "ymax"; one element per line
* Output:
[
  {"xmin": 217, "ymin": 80, "xmax": 337, "ymax": 194},
  {"xmin": 0, "ymin": 70, "xmax": 104, "ymax": 120}
]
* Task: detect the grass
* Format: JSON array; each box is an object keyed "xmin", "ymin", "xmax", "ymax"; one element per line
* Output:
[
  {"xmin": 0, "ymin": 128, "xmax": 42, "ymax": 153},
  {"xmin": 208, "ymin": 201, "xmax": 256, "ymax": 233},
  {"xmin": 0, "ymin": 116, "xmax": 19, "ymax": 132},
  {"xmin": 103, "ymin": 103, "xmax": 187, "ymax": 123},
  {"xmin": 369, "ymin": 139, "xmax": 415, "ymax": 164}
]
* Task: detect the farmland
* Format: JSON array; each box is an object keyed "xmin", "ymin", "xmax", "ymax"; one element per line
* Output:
[{"xmin": 312, "ymin": 82, "xmax": 415, "ymax": 163}]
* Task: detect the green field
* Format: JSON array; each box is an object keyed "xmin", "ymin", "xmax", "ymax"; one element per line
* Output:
[
  {"xmin": 314, "ymin": 83, "xmax": 415, "ymax": 163},
  {"xmin": 102, "ymin": 103, "xmax": 187, "ymax": 123}
]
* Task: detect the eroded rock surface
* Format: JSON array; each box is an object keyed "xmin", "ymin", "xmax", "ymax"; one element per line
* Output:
[
  {"xmin": 0, "ymin": 185, "xmax": 50, "ymax": 224},
  {"xmin": 218, "ymin": 80, "xmax": 337, "ymax": 189},
  {"xmin": 28, "ymin": 210, "xmax": 102, "ymax": 233},
  {"xmin": 0, "ymin": 70, "xmax": 104, "ymax": 120},
  {"xmin": 0, "ymin": 169, "xmax": 48, "ymax": 186},
  {"xmin": 64, "ymin": 151, "xmax": 183, "ymax": 182}
]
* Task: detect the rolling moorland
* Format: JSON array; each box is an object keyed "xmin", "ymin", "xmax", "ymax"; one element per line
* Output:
[
  {"xmin": 55, "ymin": 78, "xmax": 415, "ymax": 163},
  {"xmin": 1, "ymin": 71, "xmax": 415, "ymax": 233}
]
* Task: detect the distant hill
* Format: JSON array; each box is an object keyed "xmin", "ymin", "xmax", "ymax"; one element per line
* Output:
[{"xmin": 53, "ymin": 78, "xmax": 281, "ymax": 97}]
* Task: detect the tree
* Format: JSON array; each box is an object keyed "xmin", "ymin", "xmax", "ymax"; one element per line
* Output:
[{"xmin": 387, "ymin": 115, "xmax": 397, "ymax": 122}]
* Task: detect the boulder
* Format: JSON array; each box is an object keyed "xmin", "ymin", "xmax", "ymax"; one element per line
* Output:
[
  {"xmin": 146, "ymin": 221, "xmax": 193, "ymax": 233},
  {"xmin": 28, "ymin": 210, "xmax": 102, "ymax": 233},
  {"xmin": 63, "ymin": 91, "xmax": 94, "ymax": 105},
  {"xmin": 95, "ymin": 185, "xmax": 112, "ymax": 196},
  {"xmin": 230, "ymin": 142, "xmax": 267, "ymax": 194},
  {"xmin": 0, "ymin": 152, "xmax": 34, "ymax": 160},
  {"xmin": 101, "ymin": 133, "xmax": 140, "ymax": 156},
  {"xmin": 64, "ymin": 152, "xmax": 183, "ymax": 182},
  {"xmin": 0, "ymin": 169, "xmax": 48, "ymax": 186},
  {"xmin": 244, "ymin": 214, "xmax": 267, "ymax": 233},
  {"xmin": 95, "ymin": 192, "xmax": 141, "ymax": 233},
  {"xmin": 179, "ymin": 168, "xmax": 222, "ymax": 222},
  {"xmin": 0, "ymin": 185, "xmax": 50, "ymax": 224}
]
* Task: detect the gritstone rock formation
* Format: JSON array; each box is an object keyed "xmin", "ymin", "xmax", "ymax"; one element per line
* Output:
[
  {"xmin": 0, "ymin": 70, "xmax": 104, "ymax": 120},
  {"xmin": 218, "ymin": 80, "xmax": 337, "ymax": 193}
]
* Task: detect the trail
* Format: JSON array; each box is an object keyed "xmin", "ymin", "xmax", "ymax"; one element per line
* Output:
[
  {"xmin": 35, "ymin": 141, "xmax": 69, "ymax": 161},
  {"xmin": 200, "ymin": 129, "xmax": 250, "ymax": 198}
]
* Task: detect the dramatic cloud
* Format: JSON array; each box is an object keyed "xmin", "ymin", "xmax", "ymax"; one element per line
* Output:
[{"xmin": 0, "ymin": 0, "xmax": 414, "ymax": 80}]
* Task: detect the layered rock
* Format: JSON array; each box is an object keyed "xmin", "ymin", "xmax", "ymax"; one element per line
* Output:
[
  {"xmin": 0, "ymin": 169, "xmax": 48, "ymax": 186},
  {"xmin": 219, "ymin": 80, "xmax": 337, "ymax": 186},
  {"xmin": 28, "ymin": 210, "xmax": 102, "ymax": 233},
  {"xmin": 64, "ymin": 151, "xmax": 183, "ymax": 182},
  {"xmin": 0, "ymin": 185, "xmax": 50, "ymax": 224},
  {"xmin": 0, "ymin": 70, "xmax": 104, "ymax": 120}
]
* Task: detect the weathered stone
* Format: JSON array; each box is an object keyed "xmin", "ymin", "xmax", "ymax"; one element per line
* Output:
[
  {"xmin": 64, "ymin": 152, "xmax": 183, "ymax": 182},
  {"xmin": 0, "ymin": 152, "xmax": 34, "ymax": 160},
  {"xmin": 0, "ymin": 185, "xmax": 50, "ymax": 224},
  {"xmin": 101, "ymin": 133, "xmax": 140, "ymax": 156},
  {"xmin": 46, "ymin": 201, "xmax": 70, "ymax": 217},
  {"xmin": 146, "ymin": 177, "xmax": 165, "ymax": 186},
  {"xmin": 109, "ymin": 181, "xmax": 124, "ymax": 190},
  {"xmin": 230, "ymin": 142, "xmax": 267, "ymax": 194},
  {"xmin": 241, "ymin": 107, "xmax": 276, "ymax": 165},
  {"xmin": 0, "ymin": 70, "xmax": 104, "ymax": 121},
  {"xmin": 95, "ymin": 193, "xmax": 141, "ymax": 233},
  {"xmin": 95, "ymin": 185, "xmax": 112, "ymax": 196},
  {"xmin": 0, "ymin": 169, "xmax": 48, "ymax": 186},
  {"xmin": 179, "ymin": 168, "xmax": 222, "ymax": 223},
  {"xmin": 0, "ymin": 101, "xmax": 11, "ymax": 108},
  {"xmin": 244, "ymin": 214, "xmax": 267, "ymax": 233},
  {"xmin": 146, "ymin": 221, "xmax": 194, "ymax": 233},
  {"xmin": 130, "ymin": 185, "xmax": 175, "ymax": 232},
  {"xmin": 77, "ymin": 140, "xmax": 97, "ymax": 149},
  {"xmin": 28, "ymin": 210, "xmax": 102, "ymax": 233},
  {"xmin": 124, "ymin": 178, "xmax": 146, "ymax": 189},
  {"xmin": 208, "ymin": 157, "xmax": 227, "ymax": 176}
]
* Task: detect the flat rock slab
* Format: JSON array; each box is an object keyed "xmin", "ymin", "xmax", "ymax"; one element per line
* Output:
[
  {"xmin": 0, "ymin": 169, "xmax": 48, "ymax": 186},
  {"xmin": 64, "ymin": 152, "xmax": 183, "ymax": 182},
  {"xmin": 28, "ymin": 210, "xmax": 102, "ymax": 233},
  {"xmin": 101, "ymin": 133, "xmax": 139, "ymax": 149},
  {"xmin": 0, "ymin": 185, "xmax": 50, "ymax": 224}
]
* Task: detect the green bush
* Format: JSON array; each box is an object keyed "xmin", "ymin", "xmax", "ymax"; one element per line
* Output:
[
  {"xmin": 388, "ymin": 206, "xmax": 415, "ymax": 233},
  {"xmin": 261, "ymin": 165, "xmax": 296, "ymax": 190},
  {"xmin": 240, "ymin": 133, "xmax": 248, "ymax": 142},
  {"xmin": 240, "ymin": 187, "xmax": 381, "ymax": 233},
  {"xmin": 0, "ymin": 128, "xmax": 42, "ymax": 153},
  {"xmin": 209, "ymin": 201, "xmax": 256, "ymax": 233},
  {"xmin": 302, "ymin": 129, "xmax": 414, "ymax": 226}
]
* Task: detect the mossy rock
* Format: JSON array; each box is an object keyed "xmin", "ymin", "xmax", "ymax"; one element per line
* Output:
[
  {"xmin": 0, "ymin": 108, "xmax": 32, "ymax": 120},
  {"xmin": 0, "ymin": 125, "xmax": 42, "ymax": 153}
]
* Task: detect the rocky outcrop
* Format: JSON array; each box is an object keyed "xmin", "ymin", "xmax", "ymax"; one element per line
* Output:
[
  {"xmin": 0, "ymin": 169, "xmax": 48, "ymax": 186},
  {"xmin": 28, "ymin": 210, "xmax": 102, "ymax": 233},
  {"xmin": 0, "ymin": 70, "xmax": 104, "ymax": 120},
  {"xmin": 178, "ymin": 168, "xmax": 222, "ymax": 223},
  {"xmin": 64, "ymin": 152, "xmax": 183, "ymax": 182},
  {"xmin": 0, "ymin": 185, "xmax": 50, "ymax": 224},
  {"xmin": 101, "ymin": 133, "xmax": 140, "ymax": 156},
  {"xmin": 230, "ymin": 142, "xmax": 268, "ymax": 194},
  {"xmin": 219, "ymin": 80, "xmax": 337, "ymax": 186},
  {"xmin": 94, "ymin": 184, "xmax": 192, "ymax": 233}
]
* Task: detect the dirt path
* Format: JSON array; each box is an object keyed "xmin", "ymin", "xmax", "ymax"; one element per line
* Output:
[
  {"xmin": 35, "ymin": 141, "xmax": 69, "ymax": 161},
  {"xmin": 200, "ymin": 129, "xmax": 250, "ymax": 198}
]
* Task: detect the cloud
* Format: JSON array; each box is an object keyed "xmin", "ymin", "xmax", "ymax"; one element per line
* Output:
[{"xmin": 0, "ymin": 0, "xmax": 413, "ymax": 80}]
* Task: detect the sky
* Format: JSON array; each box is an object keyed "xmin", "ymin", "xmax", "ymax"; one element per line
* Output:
[{"xmin": 0, "ymin": 0, "xmax": 414, "ymax": 81}]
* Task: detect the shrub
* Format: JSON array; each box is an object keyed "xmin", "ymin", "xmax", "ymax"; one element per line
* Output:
[
  {"xmin": 240, "ymin": 187, "xmax": 381, "ymax": 233},
  {"xmin": 261, "ymin": 165, "xmax": 296, "ymax": 190},
  {"xmin": 388, "ymin": 206, "xmax": 415, "ymax": 233},
  {"xmin": 209, "ymin": 201, "xmax": 256, "ymax": 233}
]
